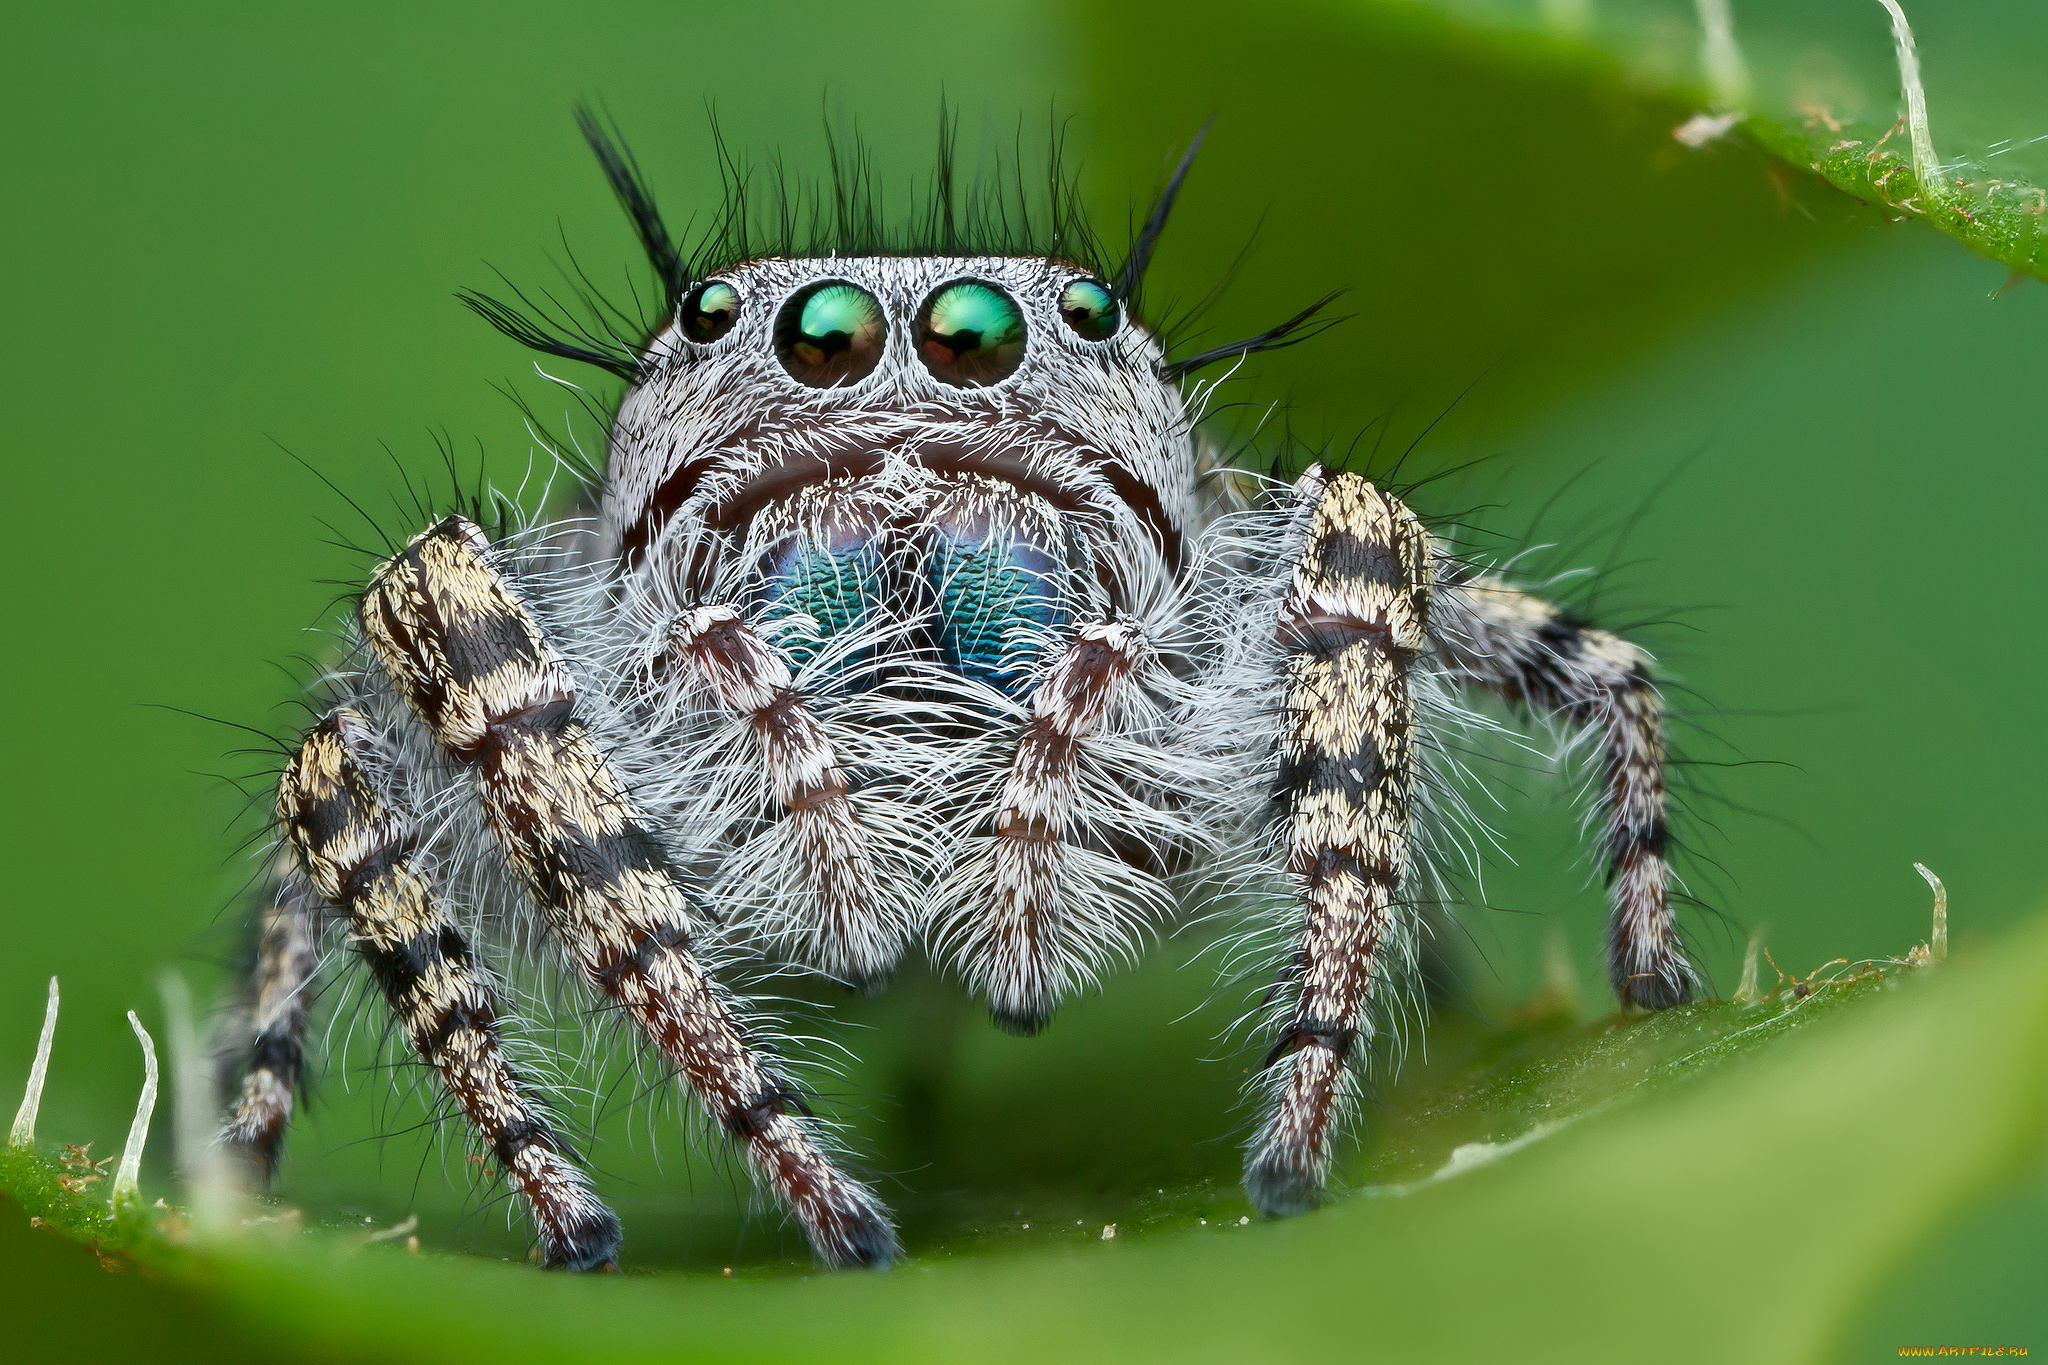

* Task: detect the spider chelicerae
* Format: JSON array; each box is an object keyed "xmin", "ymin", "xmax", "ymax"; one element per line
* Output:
[{"xmin": 220, "ymin": 116, "xmax": 1696, "ymax": 1271}]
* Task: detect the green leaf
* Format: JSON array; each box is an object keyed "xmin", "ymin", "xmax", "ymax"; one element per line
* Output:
[
  {"xmin": 1420, "ymin": 0, "xmax": 2048, "ymax": 278},
  {"xmin": 8, "ymin": 909, "xmax": 2043, "ymax": 1361},
  {"xmin": 5, "ymin": 0, "xmax": 2044, "ymax": 1356}
]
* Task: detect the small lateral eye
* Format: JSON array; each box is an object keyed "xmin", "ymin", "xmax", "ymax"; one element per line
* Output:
[
  {"xmin": 776, "ymin": 282, "xmax": 887, "ymax": 387},
  {"xmin": 1058, "ymin": 279, "xmax": 1118, "ymax": 341},
  {"xmin": 681, "ymin": 281, "xmax": 741, "ymax": 343},
  {"xmin": 917, "ymin": 281, "xmax": 1025, "ymax": 387}
]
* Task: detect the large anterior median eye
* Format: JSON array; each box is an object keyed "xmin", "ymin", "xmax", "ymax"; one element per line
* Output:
[
  {"xmin": 916, "ymin": 281, "xmax": 1025, "ymax": 386},
  {"xmin": 680, "ymin": 280, "xmax": 740, "ymax": 343},
  {"xmin": 775, "ymin": 282, "xmax": 886, "ymax": 387},
  {"xmin": 1058, "ymin": 279, "xmax": 1118, "ymax": 341}
]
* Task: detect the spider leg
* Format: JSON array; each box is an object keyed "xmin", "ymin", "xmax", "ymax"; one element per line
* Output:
[
  {"xmin": 657, "ymin": 606, "xmax": 900, "ymax": 991},
  {"xmin": 221, "ymin": 878, "xmax": 319, "ymax": 1175},
  {"xmin": 360, "ymin": 516, "xmax": 897, "ymax": 1269},
  {"xmin": 1244, "ymin": 470, "xmax": 1429, "ymax": 1217},
  {"xmin": 276, "ymin": 708, "xmax": 620, "ymax": 1268},
  {"xmin": 942, "ymin": 619, "xmax": 1145, "ymax": 1035},
  {"xmin": 1431, "ymin": 574, "xmax": 1692, "ymax": 1009}
]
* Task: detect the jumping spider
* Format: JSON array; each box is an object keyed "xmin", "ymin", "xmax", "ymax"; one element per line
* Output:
[{"xmin": 222, "ymin": 119, "xmax": 1694, "ymax": 1270}]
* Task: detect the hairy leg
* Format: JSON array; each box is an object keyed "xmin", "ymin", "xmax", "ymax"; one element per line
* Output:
[
  {"xmin": 221, "ymin": 879, "xmax": 319, "ymax": 1174},
  {"xmin": 360, "ymin": 517, "xmax": 897, "ymax": 1268},
  {"xmin": 1432, "ymin": 574, "xmax": 1691, "ymax": 1009},
  {"xmin": 276, "ymin": 708, "xmax": 619, "ymax": 1268},
  {"xmin": 938, "ymin": 620, "xmax": 1143, "ymax": 1035},
  {"xmin": 1244, "ymin": 470, "xmax": 1429, "ymax": 1217},
  {"xmin": 658, "ymin": 606, "xmax": 899, "ymax": 990}
]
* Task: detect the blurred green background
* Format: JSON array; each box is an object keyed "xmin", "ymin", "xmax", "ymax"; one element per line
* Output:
[{"xmin": 3, "ymin": 0, "xmax": 2044, "ymax": 1354}]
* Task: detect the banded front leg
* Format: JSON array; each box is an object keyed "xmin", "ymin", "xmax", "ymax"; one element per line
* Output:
[
  {"xmin": 1432, "ymin": 574, "xmax": 1692, "ymax": 1009},
  {"xmin": 660, "ymin": 607, "xmax": 901, "ymax": 991},
  {"xmin": 938, "ymin": 620, "xmax": 1145, "ymax": 1036},
  {"xmin": 360, "ymin": 518, "xmax": 897, "ymax": 1268},
  {"xmin": 1245, "ymin": 471, "xmax": 1429, "ymax": 1217},
  {"xmin": 222, "ymin": 880, "xmax": 319, "ymax": 1175},
  {"xmin": 276, "ymin": 710, "xmax": 619, "ymax": 1268}
]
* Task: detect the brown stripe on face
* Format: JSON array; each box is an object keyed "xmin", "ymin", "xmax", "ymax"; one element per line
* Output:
[
  {"xmin": 613, "ymin": 416, "xmax": 777, "ymax": 567},
  {"xmin": 617, "ymin": 430, "xmax": 1182, "ymax": 576}
]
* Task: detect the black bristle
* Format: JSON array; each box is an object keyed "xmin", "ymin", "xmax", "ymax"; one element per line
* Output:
[
  {"xmin": 1113, "ymin": 116, "xmax": 1211, "ymax": 305},
  {"xmin": 465, "ymin": 108, "xmax": 1351, "ymax": 395},
  {"xmin": 464, "ymin": 105, "xmax": 1115, "ymax": 381},
  {"xmin": 456, "ymin": 285, "xmax": 643, "ymax": 382},
  {"xmin": 1158, "ymin": 289, "xmax": 1351, "ymax": 381},
  {"xmin": 576, "ymin": 104, "xmax": 687, "ymax": 313}
]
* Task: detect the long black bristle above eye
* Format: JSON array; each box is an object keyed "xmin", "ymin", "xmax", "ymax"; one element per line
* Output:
[
  {"xmin": 1113, "ymin": 116, "xmax": 1212, "ymax": 305},
  {"xmin": 575, "ymin": 103, "xmax": 687, "ymax": 314},
  {"xmin": 465, "ymin": 102, "xmax": 1118, "ymax": 379},
  {"xmin": 1158, "ymin": 290, "xmax": 1351, "ymax": 382},
  {"xmin": 934, "ymin": 98, "xmax": 958, "ymax": 254}
]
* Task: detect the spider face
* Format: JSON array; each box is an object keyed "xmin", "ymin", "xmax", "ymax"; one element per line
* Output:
[
  {"xmin": 223, "ymin": 126, "xmax": 1697, "ymax": 1273},
  {"xmin": 599, "ymin": 255, "xmax": 1196, "ymax": 591}
]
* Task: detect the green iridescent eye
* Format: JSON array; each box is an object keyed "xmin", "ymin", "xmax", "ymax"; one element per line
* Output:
[
  {"xmin": 1058, "ymin": 279, "xmax": 1119, "ymax": 341},
  {"xmin": 775, "ymin": 282, "xmax": 887, "ymax": 387},
  {"xmin": 680, "ymin": 280, "xmax": 740, "ymax": 343},
  {"xmin": 916, "ymin": 281, "xmax": 1025, "ymax": 386}
]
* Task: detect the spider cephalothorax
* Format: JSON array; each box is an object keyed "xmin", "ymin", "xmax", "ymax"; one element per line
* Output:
[
  {"xmin": 597, "ymin": 250, "xmax": 1207, "ymax": 1015},
  {"xmin": 221, "ymin": 117, "xmax": 1696, "ymax": 1272}
]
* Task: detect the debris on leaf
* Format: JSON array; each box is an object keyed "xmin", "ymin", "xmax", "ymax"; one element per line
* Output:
[
  {"xmin": 57, "ymin": 1143, "xmax": 112, "ymax": 1194},
  {"xmin": 1675, "ymin": 112, "xmax": 1741, "ymax": 148}
]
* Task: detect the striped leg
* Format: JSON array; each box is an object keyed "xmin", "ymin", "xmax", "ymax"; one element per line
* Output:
[
  {"xmin": 1432, "ymin": 575, "xmax": 1691, "ymax": 1009},
  {"xmin": 1244, "ymin": 471, "xmax": 1430, "ymax": 1217},
  {"xmin": 361, "ymin": 518, "xmax": 897, "ymax": 1268},
  {"xmin": 939, "ymin": 620, "xmax": 1142, "ymax": 1035},
  {"xmin": 659, "ymin": 607, "xmax": 900, "ymax": 991},
  {"xmin": 278, "ymin": 710, "xmax": 619, "ymax": 1269},
  {"xmin": 222, "ymin": 881, "xmax": 319, "ymax": 1174}
]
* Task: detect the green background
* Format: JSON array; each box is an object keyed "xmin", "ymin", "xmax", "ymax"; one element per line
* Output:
[{"xmin": 2, "ymin": 0, "xmax": 2044, "ymax": 1355}]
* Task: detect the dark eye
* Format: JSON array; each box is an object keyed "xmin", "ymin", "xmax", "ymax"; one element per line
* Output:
[
  {"xmin": 1058, "ymin": 279, "xmax": 1118, "ymax": 341},
  {"xmin": 774, "ymin": 282, "xmax": 887, "ymax": 388},
  {"xmin": 681, "ymin": 280, "xmax": 740, "ymax": 343},
  {"xmin": 916, "ymin": 281, "xmax": 1025, "ymax": 386}
]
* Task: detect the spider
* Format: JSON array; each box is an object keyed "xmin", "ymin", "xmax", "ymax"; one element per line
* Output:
[{"xmin": 220, "ymin": 116, "xmax": 1695, "ymax": 1272}]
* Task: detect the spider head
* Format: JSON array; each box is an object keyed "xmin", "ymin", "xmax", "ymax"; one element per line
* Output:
[
  {"xmin": 598, "ymin": 253, "xmax": 1196, "ymax": 581},
  {"xmin": 461, "ymin": 118, "xmax": 1341, "ymax": 601}
]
